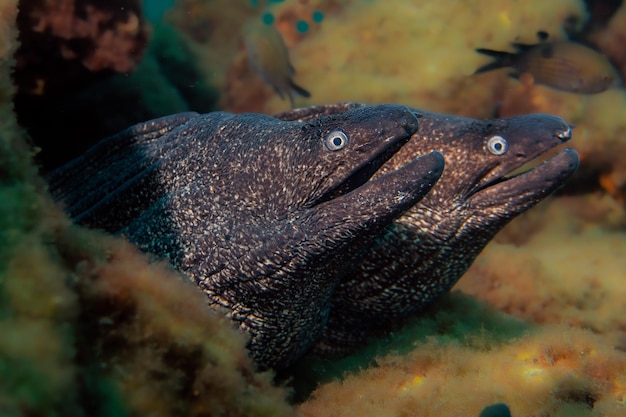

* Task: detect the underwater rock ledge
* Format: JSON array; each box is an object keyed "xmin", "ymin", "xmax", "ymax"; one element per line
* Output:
[{"xmin": 0, "ymin": 1, "xmax": 293, "ymax": 415}]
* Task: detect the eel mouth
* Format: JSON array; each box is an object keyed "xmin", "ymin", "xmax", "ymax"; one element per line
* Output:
[
  {"xmin": 469, "ymin": 147, "xmax": 579, "ymax": 207},
  {"xmin": 318, "ymin": 110, "xmax": 421, "ymax": 203},
  {"xmin": 467, "ymin": 120, "xmax": 577, "ymax": 203}
]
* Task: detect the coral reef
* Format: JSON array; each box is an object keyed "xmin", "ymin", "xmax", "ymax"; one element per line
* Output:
[
  {"xmin": 285, "ymin": 293, "xmax": 531, "ymax": 396},
  {"xmin": 14, "ymin": 0, "xmax": 152, "ymax": 171}
]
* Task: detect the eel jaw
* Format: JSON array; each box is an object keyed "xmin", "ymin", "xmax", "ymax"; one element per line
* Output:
[
  {"xmin": 317, "ymin": 112, "xmax": 420, "ymax": 204},
  {"xmin": 467, "ymin": 121, "xmax": 575, "ymax": 203},
  {"xmin": 468, "ymin": 148, "xmax": 579, "ymax": 210}
]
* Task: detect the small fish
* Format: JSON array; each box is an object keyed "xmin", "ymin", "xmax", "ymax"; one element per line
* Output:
[
  {"xmin": 474, "ymin": 31, "xmax": 621, "ymax": 94},
  {"xmin": 244, "ymin": 23, "xmax": 311, "ymax": 107}
]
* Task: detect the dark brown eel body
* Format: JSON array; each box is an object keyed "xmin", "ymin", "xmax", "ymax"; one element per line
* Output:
[
  {"xmin": 47, "ymin": 104, "xmax": 444, "ymax": 369},
  {"xmin": 47, "ymin": 102, "xmax": 578, "ymax": 369},
  {"xmin": 276, "ymin": 103, "xmax": 578, "ymax": 356}
]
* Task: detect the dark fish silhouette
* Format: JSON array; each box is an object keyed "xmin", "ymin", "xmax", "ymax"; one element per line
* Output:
[
  {"xmin": 47, "ymin": 105, "xmax": 444, "ymax": 369},
  {"xmin": 475, "ymin": 31, "xmax": 620, "ymax": 94},
  {"xmin": 276, "ymin": 103, "xmax": 578, "ymax": 355},
  {"xmin": 479, "ymin": 403, "xmax": 512, "ymax": 417},
  {"xmin": 244, "ymin": 23, "xmax": 311, "ymax": 107}
]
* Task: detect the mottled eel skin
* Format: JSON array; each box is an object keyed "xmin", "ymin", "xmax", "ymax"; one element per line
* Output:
[
  {"xmin": 276, "ymin": 103, "xmax": 579, "ymax": 356},
  {"xmin": 47, "ymin": 105, "xmax": 444, "ymax": 369}
]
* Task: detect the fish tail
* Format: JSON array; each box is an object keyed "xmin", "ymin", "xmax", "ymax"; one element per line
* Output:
[
  {"xmin": 289, "ymin": 80, "xmax": 311, "ymax": 98},
  {"xmin": 474, "ymin": 48, "xmax": 516, "ymax": 74}
]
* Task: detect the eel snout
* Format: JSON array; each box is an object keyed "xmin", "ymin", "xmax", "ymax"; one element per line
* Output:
[
  {"xmin": 471, "ymin": 147, "xmax": 579, "ymax": 209},
  {"xmin": 471, "ymin": 114, "xmax": 576, "ymax": 197}
]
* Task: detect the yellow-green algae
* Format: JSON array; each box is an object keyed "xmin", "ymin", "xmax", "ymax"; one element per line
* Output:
[
  {"xmin": 298, "ymin": 318, "xmax": 626, "ymax": 417},
  {"xmin": 294, "ymin": 293, "xmax": 626, "ymax": 416},
  {"xmin": 286, "ymin": 293, "xmax": 531, "ymax": 400},
  {"xmin": 0, "ymin": 2, "xmax": 293, "ymax": 415},
  {"xmin": 459, "ymin": 195, "xmax": 626, "ymax": 357}
]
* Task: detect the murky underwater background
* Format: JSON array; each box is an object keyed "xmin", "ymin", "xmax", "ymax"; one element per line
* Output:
[{"xmin": 3, "ymin": 0, "xmax": 626, "ymax": 416}]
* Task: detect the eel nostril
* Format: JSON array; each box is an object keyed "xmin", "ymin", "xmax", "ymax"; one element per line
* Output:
[
  {"xmin": 555, "ymin": 125, "xmax": 572, "ymax": 140},
  {"xmin": 400, "ymin": 110, "xmax": 420, "ymax": 134}
]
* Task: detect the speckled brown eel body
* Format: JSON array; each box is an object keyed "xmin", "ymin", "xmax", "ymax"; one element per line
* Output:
[
  {"xmin": 48, "ymin": 102, "xmax": 578, "ymax": 369},
  {"xmin": 276, "ymin": 103, "xmax": 579, "ymax": 356},
  {"xmin": 47, "ymin": 104, "xmax": 444, "ymax": 369}
]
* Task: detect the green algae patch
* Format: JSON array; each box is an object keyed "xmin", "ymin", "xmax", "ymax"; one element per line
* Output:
[
  {"xmin": 0, "ymin": 2, "xmax": 293, "ymax": 415},
  {"xmin": 0, "ymin": 151, "xmax": 295, "ymax": 417},
  {"xmin": 0, "ymin": 158, "xmax": 294, "ymax": 417}
]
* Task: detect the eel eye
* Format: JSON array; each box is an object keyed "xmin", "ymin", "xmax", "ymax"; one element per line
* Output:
[
  {"xmin": 325, "ymin": 130, "xmax": 349, "ymax": 151},
  {"xmin": 487, "ymin": 135, "xmax": 508, "ymax": 155}
]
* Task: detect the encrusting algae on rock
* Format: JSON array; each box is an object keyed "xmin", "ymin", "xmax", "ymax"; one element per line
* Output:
[
  {"xmin": 458, "ymin": 195, "xmax": 626, "ymax": 352},
  {"xmin": 0, "ymin": 2, "xmax": 294, "ymax": 415},
  {"xmin": 297, "ymin": 323, "xmax": 626, "ymax": 417},
  {"xmin": 2, "ymin": 223, "xmax": 295, "ymax": 417}
]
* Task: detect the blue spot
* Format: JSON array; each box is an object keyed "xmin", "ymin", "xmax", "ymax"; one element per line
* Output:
[
  {"xmin": 261, "ymin": 13, "xmax": 275, "ymax": 25},
  {"xmin": 249, "ymin": 0, "xmax": 259, "ymax": 6},
  {"xmin": 312, "ymin": 10, "xmax": 324, "ymax": 23},
  {"xmin": 295, "ymin": 20, "xmax": 310, "ymax": 33},
  {"xmin": 269, "ymin": 0, "xmax": 285, "ymax": 3}
]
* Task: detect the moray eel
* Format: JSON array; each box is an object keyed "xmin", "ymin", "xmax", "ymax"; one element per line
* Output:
[
  {"xmin": 276, "ymin": 103, "xmax": 579, "ymax": 355},
  {"xmin": 47, "ymin": 105, "xmax": 444, "ymax": 369}
]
